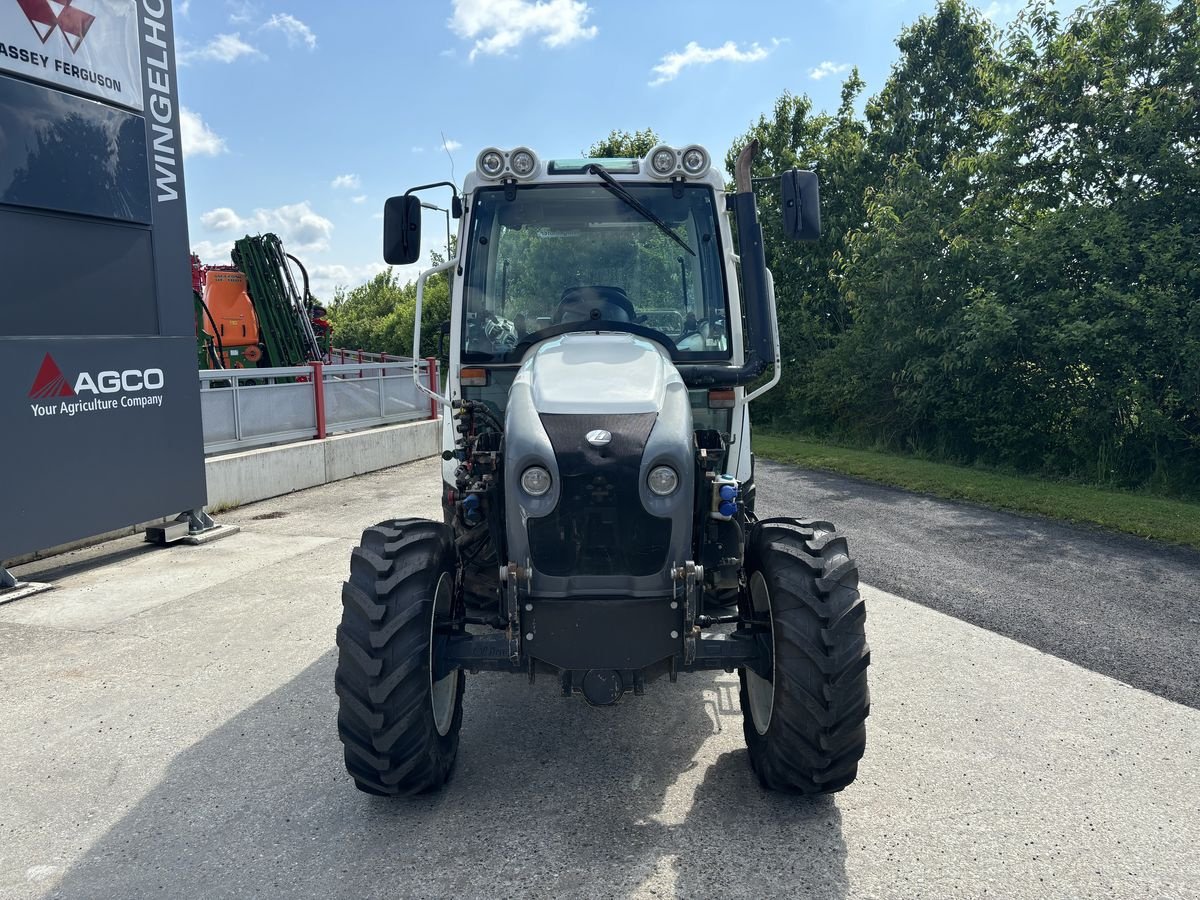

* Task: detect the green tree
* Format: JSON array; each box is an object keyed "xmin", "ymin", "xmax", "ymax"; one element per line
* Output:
[
  {"xmin": 585, "ymin": 128, "xmax": 662, "ymax": 157},
  {"xmin": 727, "ymin": 0, "xmax": 1199, "ymax": 495},
  {"xmin": 832, "ymin": 0, "xmax": 1010, "ymax": 456},
  {"xmin": 975, "ymin": 0, "xmax": 1200, "ymax": 487},
  {"xmin": 327, "ymin": 254, "xmax": 452, "ymax": 362},
  {"xmin": 725, "ymin": 74, "xmax": 872, "ymax": 426}
]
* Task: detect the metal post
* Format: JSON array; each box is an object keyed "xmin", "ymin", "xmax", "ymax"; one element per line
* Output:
[
  {"xmin": 425, "ymin": 356, "xmax": 438, "ymax": 419},
  {"xmin": 231, "ymin": 372, "xmax": 242, "ymax": 444},
  {"xmin": 421, "ymin": 202, "xmax": 452, "ymax": 262},
  {"xmin": 377, "ymin": 366, "xmax": 386, "ymax": 419},
  {"xmin": 311, "ymin": 361, "xmax": 326, "ymax": 439}
]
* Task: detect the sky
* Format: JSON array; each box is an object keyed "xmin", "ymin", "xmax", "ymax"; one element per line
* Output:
[{"xmin": 175, "ymin": 0, "xmax": 1034, "ymax": 299}]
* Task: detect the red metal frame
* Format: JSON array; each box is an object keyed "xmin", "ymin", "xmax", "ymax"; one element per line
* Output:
[
  {"xmin": 310, "ymin": 361, "xmax": 327, "ymax": 439},
  {"xmin": 425, "ymin": 357, "xmax": 439, "ymax": 419}
]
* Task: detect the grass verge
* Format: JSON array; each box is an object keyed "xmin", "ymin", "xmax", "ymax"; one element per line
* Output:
[{"xmin": 755, "ymin": 432, "xmax": 1200, "ymax": 551}]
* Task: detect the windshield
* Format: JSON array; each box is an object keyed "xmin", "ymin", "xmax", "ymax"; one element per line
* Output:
[{"xmin": 461, "ymin": 183, "xmax": 730, "ymax": 364}]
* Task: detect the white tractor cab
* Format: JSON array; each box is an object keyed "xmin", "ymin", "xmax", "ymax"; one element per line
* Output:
[{"xmin": 335, "ymin": 142, "xmax": 869, "ymax": 797}]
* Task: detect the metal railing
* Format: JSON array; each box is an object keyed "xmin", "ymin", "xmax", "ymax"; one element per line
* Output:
[
  {"xmin": 329, "ymin": 347, "xmax": 413, "ymax": 365},
  {"xmin": 199, "ymin": 358, "xmax": 438, "ymax": 455}
]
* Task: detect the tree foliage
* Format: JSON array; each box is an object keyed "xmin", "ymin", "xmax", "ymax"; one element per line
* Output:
[
  {"xmin": 742, "ymin": 0, "xmax": 1199, "ymax": 496},
  {"xmin": 326, "ymin": 251, "xmax": 452, "ymax": 362},
  {"xmin": 586, "ymin": 128, "xmax": 662, "ymax": 157}
]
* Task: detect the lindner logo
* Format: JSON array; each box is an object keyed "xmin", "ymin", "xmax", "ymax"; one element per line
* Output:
[
  {"xmin": 17, "ymin": 0, "xmax": 96, "ymax": 53},
  {"xmin": 28, "ymin": 353, "xmax": 75, "ymax": 399}
]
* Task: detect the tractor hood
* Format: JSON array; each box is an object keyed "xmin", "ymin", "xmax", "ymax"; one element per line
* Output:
[
  {"xmin": 515, "ymin": 332, "xmax": 684, "ymax": 415},
  {"xmin": 504, "ymin": 331, "xmax": 695, "ymax": 597}
]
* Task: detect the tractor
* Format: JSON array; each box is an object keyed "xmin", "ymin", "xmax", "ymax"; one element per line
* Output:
[{"xmin": 334, "ymin": 141, "xmax": 870, "ymax": 795}]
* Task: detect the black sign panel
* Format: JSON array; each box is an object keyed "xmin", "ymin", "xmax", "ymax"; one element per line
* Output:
[
  {"xmin": 0, "ymin": 207, "xmax": 157, "ymax": 336},
  {"xmin": 0, "ymin": 74, "xmax": 152, "ymax": 223},
  {"xmin": 2, "ymin": 337, "xmax": 206, "ymax": 553},
  {"xmin": 0, "ymin": 0, "xmax": 205, "ymax": 562}
]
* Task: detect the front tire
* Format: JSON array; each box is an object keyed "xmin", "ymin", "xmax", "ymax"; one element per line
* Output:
[
  {"xmin": 335, "ymin": 518, "xmax": 464, "ymax": 795},
  {"xmin": 739, "ymin": 518, "xmax": 870, "ymax": 793}
]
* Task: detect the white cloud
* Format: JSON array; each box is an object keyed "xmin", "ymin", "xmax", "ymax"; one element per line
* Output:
[
  {"xmin": 351, "ymin": 195, "xmax": 367, "ymax": 204},
  {"xmin": 649, "ymin": 40, "xmax": 773, "ymax": 86},
  {"xmin": 442, "ymin": 138, "xmax": 462, "ymax": 151},
  {"xmin": 308, "ymin": 262, "xmax": 423, "ymax": 300},
  {"xmin": 180, "ymin": 107, "xmax": 225, "ymax": 158},
  {"xmin": 191, "ymin": 239, "xmax": 235, "ymax": 264},
  {"xmin": 449, "ymin": 0, "xmax": 597, "ymax": 60},
  {"xmin": 199, "ymin": 207, "xmax": 247, "ymax": 231},
  {"xmin": 227, "ymin": 1, "xmax": 256, "ymax": 24},
  {"xmin": 261, "ymin": 13, "xmax": 317, "ymax": 50},
  {"xmin": 199, "ymin": 201, "xmax": 335, "ymax": 253},
  {"xmin": 412, "ymin": 146, "xmax": 425, "ymax": 153},
  {"xmin": 808, "ymin": 60, "xmax": 850, "ymax": 80},
  {"xmin": 179, "ymin": 33, "xmax": 262, "ymax": 65},
  {"xmin": 178, "ymin": 0, "xmax": 191, "ymax": 15},
  {"xmin": 330, "ymin": 174, "xmax": 361, "ymax": 190}
]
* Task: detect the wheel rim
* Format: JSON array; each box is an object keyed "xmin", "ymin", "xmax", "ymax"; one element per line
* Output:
[
  {"xmin": 429, "ymin": 572, "xmax": 458, "ymax": 737},
  {"xmin": 745, "ymin": 570, "xmax": 775, "ymax": 735}
]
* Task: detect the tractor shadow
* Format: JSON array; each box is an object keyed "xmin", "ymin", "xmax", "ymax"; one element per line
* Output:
[{"xmin": 48, "ymin": 651, "xmax": 848, "ymax": 899}]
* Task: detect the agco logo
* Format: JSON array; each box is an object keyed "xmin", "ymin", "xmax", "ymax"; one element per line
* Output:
[
  {"xmin": 17, "ymin": 0, "xmax": 95, "ymax": 54},
  {"xmin": 28, "ymin": 353, "xmax": 166, "ymax": 418}
]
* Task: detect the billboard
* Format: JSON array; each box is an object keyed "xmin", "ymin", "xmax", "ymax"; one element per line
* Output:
[
  {"xmin": 0, "ymin": 0, "xmax": 142, "ymax": 110},
  {"xmin": 0, "ymin": 0, "xmax": 206, "ymax": 561}
]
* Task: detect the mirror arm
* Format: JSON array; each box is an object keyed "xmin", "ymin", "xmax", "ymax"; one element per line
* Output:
[
  {"xmin": 404, "ymin": 181, "xmax": 463, "ymax": 217},
  {"xmin": 412, "ymin": 258, "xmax": 457, "ymax": 407}
]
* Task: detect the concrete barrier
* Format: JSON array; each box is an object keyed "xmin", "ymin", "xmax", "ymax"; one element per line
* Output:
[
  {"xmin": 204, "ymin": 418, "xmax": 440, "ymax": 511},
  {"xmin": 3, "ymin": 419, "xmax": 440, "ymax": 567}
]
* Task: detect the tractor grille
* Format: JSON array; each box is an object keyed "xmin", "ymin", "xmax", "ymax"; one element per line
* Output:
[{"xmin": 529, "ymin": 413, "xmax": 671, "ymax": 577}]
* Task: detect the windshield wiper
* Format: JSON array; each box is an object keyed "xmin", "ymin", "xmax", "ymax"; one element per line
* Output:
[{"xmin": 587, "ymin": 163, "xmax": 695, "ymax": 257}]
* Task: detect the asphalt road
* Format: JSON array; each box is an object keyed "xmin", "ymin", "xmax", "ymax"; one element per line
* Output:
[
  {"xmin": 1, "ymin": 458, "xmax": 1197, "ymax": 899},
  {"xmin": 756, "ymin": 460, "xmax": 1200, "ymax": 710}
]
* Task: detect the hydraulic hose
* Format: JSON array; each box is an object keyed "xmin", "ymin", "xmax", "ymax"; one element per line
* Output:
[{"xmin": 199, "ymin": 295, "xmax": 226, "ymax": 369}]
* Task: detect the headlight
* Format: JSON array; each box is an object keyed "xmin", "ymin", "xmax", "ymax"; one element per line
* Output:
[
  {"xmin": 647, "ymin": 465, "xmax": 679, "ymax": 496},
  {"xmin": 510, "ymin": 148, "xmax": 536, "ymax": 177},
  {"xmin": 521, "ymin": 466, "xmax": 552, "ymax": 496},
  {"xmin": 681, "ymin": 146, "xmax": 708, "ymax": 176},
  {"xmin": 650, "ymin": 146, "xmax": 677, "ymax": 176},
  {"xmin": 478, "ymin": 148, "xmax": 504, "ymax": 178}
]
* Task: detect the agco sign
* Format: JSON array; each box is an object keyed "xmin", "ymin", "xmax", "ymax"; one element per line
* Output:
[{"xmin": 27, "ymin": 353, "xmax": 165, "ymax": 417}]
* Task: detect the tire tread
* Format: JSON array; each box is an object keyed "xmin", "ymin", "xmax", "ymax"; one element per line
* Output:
[
  {"xmin": 740, "ymin": 520, "xmax": 870, "ymax": 794},
  {"xmin": 335, "ymin": 518, "xmax": 464, "ymax": 796}
]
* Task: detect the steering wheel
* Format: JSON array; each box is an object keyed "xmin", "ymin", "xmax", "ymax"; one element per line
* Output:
[
  {"xmin": 504, "ymin": 320, "xmax": 677, "ymax": 362},
  {"xmin": 553, "ymin": 285, "xmax": 636, "ymax": 325}
]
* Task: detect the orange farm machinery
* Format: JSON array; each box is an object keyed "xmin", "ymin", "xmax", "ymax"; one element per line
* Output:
[{"xmin": 193, "ymin": 233, "xmax": 331, "ymax": 369}]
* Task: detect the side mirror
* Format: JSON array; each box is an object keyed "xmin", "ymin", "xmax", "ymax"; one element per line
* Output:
[
  {"xmin": 781, "ymin": 169, "xmax": 821, "ymax": 242},
  {"xmin": 383, "ymin": 195, "xmax": 422, "ymax": 264}
]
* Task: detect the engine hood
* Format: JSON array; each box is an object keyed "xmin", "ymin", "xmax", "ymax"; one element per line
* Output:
[
  {"xmin": 515, "ymin": 333, "xmax": 683, "ymax": 415},
  {"xmin": 503, "ymin": 330, "xmax": 695, "ymax": 597}
]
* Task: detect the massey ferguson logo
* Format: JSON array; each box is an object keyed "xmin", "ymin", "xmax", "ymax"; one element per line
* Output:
[
  {"xmin": 17, "ymin": 0, "xmax": 95, "ymax": 53},
  {"xmin": 28, "ymin": 353, "xmax": 165, "ymax": 418}
]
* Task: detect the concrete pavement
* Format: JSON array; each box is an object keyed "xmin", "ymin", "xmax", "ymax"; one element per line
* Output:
[{"xmin": 1, "ymin": 458, "xmax": 1197, "ymax": 899}]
